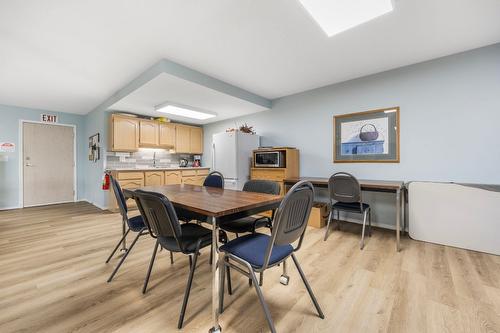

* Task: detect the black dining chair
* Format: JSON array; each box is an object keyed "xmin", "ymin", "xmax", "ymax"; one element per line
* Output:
[
  {"xmin": 203, "ymin": 170, "xmax": 224, "ymax": 188},
  {"xmin": 219, "ymin": 181, "xmax": 324, "ymax": 333},
  {"xmin": 106, "ymin": 175, "xmax": 149, "ymax": 282},
  {"xmin": 219, "ymin": 180, "xmax": 280, "ymax": 238},
  {"xmin": 133, "ymin": 189, "xmax": 214, "ymax": 329},
  {"xmin": 323, "ymin": 172, "xmax": 372, "ymax": 249}
]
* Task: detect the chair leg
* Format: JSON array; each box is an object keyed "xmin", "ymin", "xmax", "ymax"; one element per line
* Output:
[
  {"xmin": 226, "ymin": 256, "xmax": 233, "ymax": 295},
  {"xmin": 178, "ymin": 251, "xmax": 199, "ymax": 329},
  {"xmin": 107, "ymin": 230, "xmax": 143, "ymax": 282},
  {"xmin": 337, "ymin": 210, "xmax": 341, "ymax": 230},
  {"xmin": 323, "ymin": 208, "xmax": 333, "ymax": 241},
  {"xmin": 105, "ymin": 228, "xmax": 130, "ymax": 263},
  {"xmin": 360, "ymin": 210, "xmax": 368, "ymax": 250},
  {"xmin": 368, "ymin": 208, "xmax": 372, "ymax": 237},
  {"xmin": 219, "ymin": 254, "xmax": 226, "ymax": 314},
  {"xmin": 259, "ymin": 272, "xmax": 264, "ymax": 286},
  {"xmin": 291, "ymin": 254, "xmax": 325, "ymax": 319},
  {"xmin": 209, "ymin": 245, "xmax": 213, "ymax": 266},
  {"xmin": 142, "ymin": 240, "xmax": 160, "ymax": 294},
  {"xmin": 189, "ymin": 255, "xmax": 193, "ymax": 268},
  {"xmin": 249, "ymin": 267, "xmax": 276, "ymax": 333},
  {"xmin": 170, "ymin": 251, "xmax": 174, "ymax": 264}
]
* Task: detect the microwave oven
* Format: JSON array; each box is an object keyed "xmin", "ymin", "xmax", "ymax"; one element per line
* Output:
[{"xmin": 254, "ymin": 150, "xmax": 286, "ymax": 168}]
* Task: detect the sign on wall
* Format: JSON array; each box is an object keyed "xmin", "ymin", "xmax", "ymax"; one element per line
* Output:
[
  {"xmin": 0, "ymin": 142, "xmax": 16, "ymax": 153},
  {"xmin": 41, "ymin": 114, "xmax": 58, "ymax": 123}
]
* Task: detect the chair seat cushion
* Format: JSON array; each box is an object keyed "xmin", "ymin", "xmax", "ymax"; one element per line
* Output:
[
  {"xmin": 158, "ymin": 223, "xmax": 212, "ymax": 253},
  {"xmin": 219, "ymin": 216, "xmax": 270, "ymax": 234},
  {"xmin": 220, "ymin": 233, "xmax": 293, "ymax": 268},
  {"xmin": 332, "ymin": 201, "xmax": 369, "ymax": 213},
  {"xmin": 128, "ymin": 215, "xmax": 146, "ymax": 232}
]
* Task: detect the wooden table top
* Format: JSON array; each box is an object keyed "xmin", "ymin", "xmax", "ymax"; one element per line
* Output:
[
  {"xmin": 138, "ymin": 184, "xmax": 282, "ymax": 218},
  {"xmin": 283, "ymin": 177, "xmax": 404, "ymax": 191}
]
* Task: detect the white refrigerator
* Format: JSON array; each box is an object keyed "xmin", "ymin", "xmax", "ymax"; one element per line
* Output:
[{"xmin": 212, "ymin": 132, "xmax": 260, "ymax": 190}]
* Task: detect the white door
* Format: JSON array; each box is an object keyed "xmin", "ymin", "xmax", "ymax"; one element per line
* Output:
[{"xmin": 23, "ymin": 122, "xmax": 75, "ymax": 207}]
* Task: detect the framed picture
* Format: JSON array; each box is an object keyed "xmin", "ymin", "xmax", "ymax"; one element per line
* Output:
[
  {"xmin": 88, "ymin": 133, "xmax": 100, "ymax": 162},
  {"xmin": 333, "ymin": 107, "xmax": 400, "ymax": 163}
]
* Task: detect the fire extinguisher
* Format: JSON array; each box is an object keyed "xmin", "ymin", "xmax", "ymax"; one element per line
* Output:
[{"xmin": 102, "ymin": 172, "xmax": 110, "ymax": 190}]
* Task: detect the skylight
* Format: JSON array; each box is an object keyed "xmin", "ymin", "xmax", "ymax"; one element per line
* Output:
[
  {"xmin": 298, "ymin": 0, "xmax": 394, "ymax": 37},
  {"xmin": 156, "ymin": 104, "xmax": 217, "ymax": 120}
]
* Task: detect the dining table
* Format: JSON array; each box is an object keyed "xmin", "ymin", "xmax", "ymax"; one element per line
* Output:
[{"xmin": 137, "ymin": 183, "xmax": 283, "ymax": 333}]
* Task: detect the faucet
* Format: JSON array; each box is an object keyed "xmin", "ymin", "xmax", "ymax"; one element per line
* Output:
[{"xmin": 153, "ymin": 152, "xmax": 157, "ymax": 168}]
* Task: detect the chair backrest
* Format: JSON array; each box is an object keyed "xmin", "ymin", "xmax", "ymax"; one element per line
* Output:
[
  {"xmin": 133, "ymin": 190, "xmax": 183, "ymax": 244},
  {"xmin": 203, "ymin": 171, "xmax": 224, "ymax": 188},
  {"xmin": 261, "ymin": 181, "xmax": 314, "ymax": 269},
  {"xmin": 110, "ymin": 174, "xmax": 128, "ymax": 219},
  {"xmin": 243, "ymin": 179, "xmax": 280, "ymax": 195},
  {"xmin": 328, "ymin": 172, "xmax": 361, "ymax": 204}
]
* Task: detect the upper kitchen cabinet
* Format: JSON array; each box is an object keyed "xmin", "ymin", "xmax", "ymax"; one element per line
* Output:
[
  {"xmin": 109, "ymin": 114, "xmax": 139, "ymax": 152},
  {"xmin": 175, "ymin": 124, "xmax": 203, "ymax": 154},
  {"xmin": 159, "ymin": 122, "xmax": 176, "ymax": 148},
  {"xmin": 139, "ymin": 119, "xmax": 159, "ymax": 147},
  {"xmin": 175, "ymin": 124, "xmax": 191, "ymax": 153},
  {"xmin": 190, "ymin": 126, "xmax": 203, "ymax": 154}
]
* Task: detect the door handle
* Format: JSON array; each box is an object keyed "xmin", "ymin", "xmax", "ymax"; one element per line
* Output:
[{"xmin": 25, "ymin": 163, "xmax": 34, "ymax": 167}]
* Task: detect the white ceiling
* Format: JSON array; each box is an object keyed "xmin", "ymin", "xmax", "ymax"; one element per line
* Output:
[
  {"xmin": 108, "ymin": 72, "xmax": 268, "ymax": 125},
  {"xmin": 1, "ymin": 0, "xmax": 500, "ymax": 115}
]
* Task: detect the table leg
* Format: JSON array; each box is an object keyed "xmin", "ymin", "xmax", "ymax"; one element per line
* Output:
[
  {"xmin": 209, "ymin": 216, "xmax": 221, "ymax": 333},
  {"xmin": 396, "ymin": 188, "xmax": 401, "ymax": 252},
  {"xmin": 401, "ymin": 187, "xmax": 406, "ymax": 237}
]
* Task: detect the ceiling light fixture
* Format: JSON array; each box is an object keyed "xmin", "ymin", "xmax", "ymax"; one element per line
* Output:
[
  {"xmin": 156, "ymin": 104, "xmax": 217, "ymax": 120},
  {"xmin": 298, "ymin": 0, "xmax": 394, "ymax": 37}
]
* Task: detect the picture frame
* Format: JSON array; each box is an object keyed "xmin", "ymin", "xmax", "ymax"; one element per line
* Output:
[
  {"xmin": 88, "ymin": 133, "xmax": 100, "ymax": 162},
  {"xmin": 333, "ymin": 107, "xmax": 400, "ymax": 163}
]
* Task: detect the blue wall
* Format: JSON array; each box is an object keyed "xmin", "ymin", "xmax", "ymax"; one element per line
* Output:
[
  {"xmin": 203, "ymin": 43, "xmax": 500, "ymax": 228},
  {"xmin": 82, "ymin": 108, "xmax": 108, "ymax": 209},
  {"xmin": 0, "ymin": 104, "xmax": 86, "ymax": 209}
]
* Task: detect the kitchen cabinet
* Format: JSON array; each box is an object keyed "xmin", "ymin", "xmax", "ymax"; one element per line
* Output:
[
  {"xmin": 145, "ymin": 171, "xmax": 164, "ymax": 186},
  {"xmin": 109, "ymin": 114, "xmax": 202, "ymax": 152},
  {"xmin": 175, "ymin": 124, "xmax": 203, "ymax": 154},
  {"xmin": 165, "ymin": 170, "xmax": 182, "ymax": 185},
  {"xmin": 110, "ymin": 115, "xmax": 139, "ymax": 152},
  {"xmin": 139, "ymin": 120, "xmax": 159, "ymax": 147},
  {"xmin": 159, "ymin": 123, "xmax": 176, "ymax": 148},
  {"xmin": 189, "ymin": 126, "xmax": 203, "ymax": 154},
  {"xmin": 182, "ymin": 175, "xmax": 205, "ymax": 186},
  {"xmin": 175, "ymin": 124, "xmax": 191, "ymax": 153},
  {"xmin": 115, "ymin": 171, "xmax": 144, "ymax": 209}
]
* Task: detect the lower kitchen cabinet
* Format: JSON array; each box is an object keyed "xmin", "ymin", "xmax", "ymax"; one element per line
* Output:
[
  {"xmin": 145, "ymin": 171, "xmax": 165, "ymax": 186},
  {"xmin": 165, "ymin": 170, "xmax": 182, "ymax": 185}
]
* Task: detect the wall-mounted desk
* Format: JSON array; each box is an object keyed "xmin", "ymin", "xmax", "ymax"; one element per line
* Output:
[{"xmin": 283, "ymin": 177, "xmax": 405, "ymax": 251}]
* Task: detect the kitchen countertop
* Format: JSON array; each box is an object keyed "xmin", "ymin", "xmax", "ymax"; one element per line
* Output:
[{"xmin": 107, "ymin": 166, "xmax": 210, "ymax": 171}]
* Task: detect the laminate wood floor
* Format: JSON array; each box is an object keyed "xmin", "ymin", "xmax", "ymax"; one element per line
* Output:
[{"xmin": 1, "ymin": 202, "xmax": 500, "ymax": 333}]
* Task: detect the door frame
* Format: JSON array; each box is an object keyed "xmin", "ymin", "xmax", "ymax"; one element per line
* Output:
[{"xmin": 18, "ymin": 120, "xmax": 77, "ymax": 208}]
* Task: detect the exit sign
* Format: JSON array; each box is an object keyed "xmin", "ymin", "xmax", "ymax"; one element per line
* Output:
[{"xmin": 41, "ymin": 114, "xmax": 58, "ymax": 123}]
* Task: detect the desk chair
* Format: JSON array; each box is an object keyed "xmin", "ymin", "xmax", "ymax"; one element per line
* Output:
[
  {"xmin": 106, "ymin": 175, "xmax": 149, "ymax": 282},
  {"xmin": 134, "ymin": 189, "xmax": 213, "ymax": 329},
  {"xmin": 219, "ymin": 180, "xmax": 280, "ymax": 237},
  {"xmin": 324, "ymin": 172, "xmax": 372, "ymax": 249},
  {"xmin": 219, "ymin": 181, "xmax": 324, "ymax": 333}
]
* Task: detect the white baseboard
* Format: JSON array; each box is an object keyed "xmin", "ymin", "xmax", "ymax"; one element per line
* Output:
[{"xmin": 0, "ymin": 205, "xmax": 22, "ymax": 211}]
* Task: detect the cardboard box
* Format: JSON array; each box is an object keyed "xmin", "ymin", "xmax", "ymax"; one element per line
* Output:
[{"xmin": 308, "ymin": 204, "xmax": 328, "ymax": 228}]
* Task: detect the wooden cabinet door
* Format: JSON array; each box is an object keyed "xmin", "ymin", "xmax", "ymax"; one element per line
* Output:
[
  {"xmin": 118, "ymin": 179, "xmax": 144, "ymax": 209},
  {"xmin": 182, "ymin": 176, "xmax": 205, "ymax": 186},
  {"xmin": 175, "ymin": 125, "xmax": 190, "ymax": 153},
  {"xmin": 189, "ymin": 127, "xmax": 203, "ymax": 154},
  {"xmin": 112, "ymin": 116, "xmax": 139, "ymax": 151},
  {"xmin": 159, "ymin": 123, "xmax": 176, "ymax": 148},
  {"xmin": 165, "ymin": 171, "xmax": 182, "ymax": 185},
  {"xmin": 145, "ymin": 171, "xmax": 164, "ymax": 186},
  {"xmin": 139, "ymin": 120, "xmax": 159, "ymax": 147}
]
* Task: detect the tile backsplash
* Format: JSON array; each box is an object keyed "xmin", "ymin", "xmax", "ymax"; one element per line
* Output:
[{"xmin": 106, "ymin": 149, "xmax": 200, "ymax": 169}]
